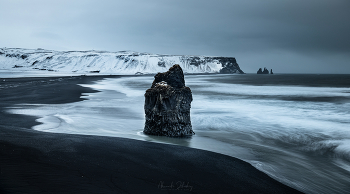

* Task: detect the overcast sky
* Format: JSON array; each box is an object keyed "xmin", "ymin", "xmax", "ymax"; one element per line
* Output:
[{"xmin": 0, "ymin": 0, "xmax": 349, "ymax": 73}]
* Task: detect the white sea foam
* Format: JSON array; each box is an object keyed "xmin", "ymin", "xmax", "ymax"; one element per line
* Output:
[{"xmin": 8, "ymin": 75, "xmax": 350, "ymax": 194}]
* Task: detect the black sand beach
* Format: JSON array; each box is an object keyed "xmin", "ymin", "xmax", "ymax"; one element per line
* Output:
[{"xmin": 0, "ymin": 75, "xmax": 302, "ymax": 193}]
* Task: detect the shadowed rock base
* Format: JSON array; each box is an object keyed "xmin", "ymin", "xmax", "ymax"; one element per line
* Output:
[{"xmin": 144, "ymin": 65, "xmax": 195, "ymax": 137}]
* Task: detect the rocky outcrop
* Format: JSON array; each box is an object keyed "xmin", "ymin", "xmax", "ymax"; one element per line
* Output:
[
  {"xmin": 257, "ymin": 68, "xmax": 263, "ymax": 74},
  {"xmin": 144, "ymin": 64, "xmax": 194, "ymax": 137},
  {"xmin": 257, "ymin": 67, "xmax": 269, "ymax": 74},
  {"xmin": 216, "ymin": 57, "xmax": 244, "ymax": 74}
]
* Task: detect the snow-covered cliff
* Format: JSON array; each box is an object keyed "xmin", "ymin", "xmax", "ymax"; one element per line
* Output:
[{"xmin": 0, "ymin": 48, "xmax": 244, "ymax": 75}]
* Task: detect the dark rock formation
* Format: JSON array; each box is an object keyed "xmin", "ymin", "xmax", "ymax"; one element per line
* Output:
[
  {"xmin": 270, "ymin": 69, "xmax": 273, "ymax": 74},
  {"xmin": 6, "ymin": 53, "xmax": 21, "ymax": 58},
  {"xmin": 263, "ymin": 67, "xmax": 269, "ymax": 74},
  {"xmin": 189, "ymin": 57, "xmax": 201, "ymax": 66},
  {"xmin": 257, "ymin": 67, "xmax": 269, "ymax": 74},
  {"xmin": 178, "ymin": 56, "xmax": 244, "ymax": 74},
  {"xmin": 32, "ymin": 61, "xmax": 38, "ymax": 66},
  {"xmin": 157, "ymin": 61, "xmax": 166, "ymax": 67},
  {"xmin": 144, "ymin": 64, "xmax": 194, "ymax": 137},
  {"xmin": 216, "ymin": 57, "xmax": 245, "ymax": 74}
]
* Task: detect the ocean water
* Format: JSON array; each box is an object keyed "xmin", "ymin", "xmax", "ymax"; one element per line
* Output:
[{"xmin": 8, "ymin": 74, "xmax": 350, "ymax": 194}]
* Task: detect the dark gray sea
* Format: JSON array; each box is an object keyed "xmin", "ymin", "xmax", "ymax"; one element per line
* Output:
[{"xmin": 7, "ymin": 74, "xmax": 350, "ymax": 194}]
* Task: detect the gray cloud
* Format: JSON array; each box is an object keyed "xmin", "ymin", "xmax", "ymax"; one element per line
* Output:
[{"xmin": 0, "ymin": 0, "xmax": 349, "ymax": 73}]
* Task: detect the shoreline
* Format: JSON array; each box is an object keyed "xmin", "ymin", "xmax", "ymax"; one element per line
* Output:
[{"xmin": 0, "ymin": 75, "xmax": 302, "ymax": 193}]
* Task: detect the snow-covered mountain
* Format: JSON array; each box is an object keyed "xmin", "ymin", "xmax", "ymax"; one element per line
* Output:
[{"xmin": 0, "ymin": 48, "xmax": 244, "ymax": 75}]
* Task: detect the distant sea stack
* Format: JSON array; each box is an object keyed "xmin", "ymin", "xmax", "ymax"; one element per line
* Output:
[
  {"xmin": 257, "ymin": 67, "xmax": 272, "ymax": 74},
  {"xmin": 0, "ymin": 48, "xmax": 245, "ymax": 75},
  {"xmin": 144, "ymin": 64, "xmax": 194, "ymax": 137}
]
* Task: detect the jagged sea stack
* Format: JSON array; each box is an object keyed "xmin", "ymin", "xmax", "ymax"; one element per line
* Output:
[{"xmin": 144, "ymin": 64, "xmax": 194, "ymax": 137}]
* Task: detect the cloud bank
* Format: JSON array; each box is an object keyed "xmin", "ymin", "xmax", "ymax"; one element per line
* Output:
[{"xmin": 1, "ymin": 0, "xmax": 349, "ymax": 73}]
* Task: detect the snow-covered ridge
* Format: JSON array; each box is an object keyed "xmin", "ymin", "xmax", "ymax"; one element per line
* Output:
[{"xmin": 0, "ymin": 48, "xmax": 244, "ymax": 75}]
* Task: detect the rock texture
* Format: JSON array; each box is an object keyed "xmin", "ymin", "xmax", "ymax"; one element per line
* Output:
[
  {"xmin": 216, "ymin": 57, "xmax": 245, "ymax": 74},
  {"xmin": 144, "ymin": 64, "xmax": 194, "ymax": 137},
  {"xmin": 257, "ymin": 67, "xmax": 269, "ymax": 74}
]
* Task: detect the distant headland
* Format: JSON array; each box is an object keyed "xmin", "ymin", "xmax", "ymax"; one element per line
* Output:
[{"xmin": 0, "ymin": 47, "xmax": 245, "ymax": 75}]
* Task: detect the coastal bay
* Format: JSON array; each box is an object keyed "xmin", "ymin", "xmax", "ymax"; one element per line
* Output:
[{"xmin": 0, "ymin": 75, "xmax": 301, "ymax": 193}]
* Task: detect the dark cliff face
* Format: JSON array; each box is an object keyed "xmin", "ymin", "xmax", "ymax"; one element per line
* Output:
[
  {"xmin": 144, "ymin": 64, "xmax": 194, "ymax": 137},
  {"xmin": 215, "ymin": 57, "xmax": 244, "ymax": 74},
  {"xmin": 179, "ymin": 56, "xmax": 244, "ymax": 74}
]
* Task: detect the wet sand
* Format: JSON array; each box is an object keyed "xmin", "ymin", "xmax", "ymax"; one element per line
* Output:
[{"xmin": 0, "ymin": 75, "xmax": 302, "ymax": 193}]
